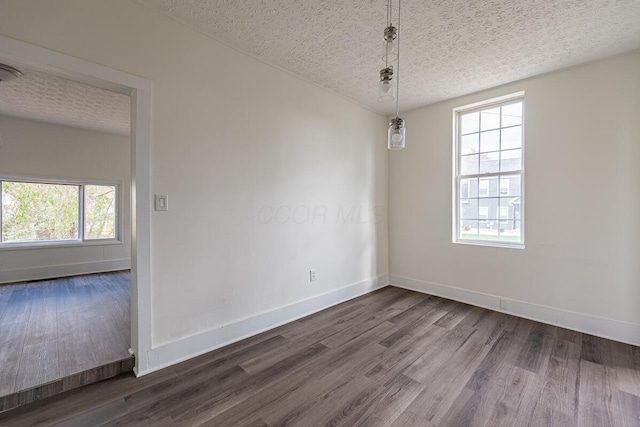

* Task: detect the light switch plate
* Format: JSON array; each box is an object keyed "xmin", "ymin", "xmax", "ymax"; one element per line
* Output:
[{"xmin": 155, "ymin": 194, "xmax": 168, "ymax": 211}]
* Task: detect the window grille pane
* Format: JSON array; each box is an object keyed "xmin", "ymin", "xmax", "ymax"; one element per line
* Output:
[
  {"xmin": 460, "ymin": 199, "xmax": 478, "ymax": 220},
  {"xmin": 501, "ymin": 125, "xmax": 522, "ymax": 150},
  {"xmin": 499, "ymin": 178, "xmax": 509, "ymax": 195},
  {"xmin": 461, "ymin": 154, "xmax": 479, "ymax": 175},
  {"xmin": 479, "ymin": 177, "xmax": 498, "ymax": 198},
  {"xmin": 500, "ymin": 175, "xmax": 521, "ymax": 197},
  {"xmin": 479, "ymin": 198, "xmax": 499, "ymax": 221},
  {"xmin": 461, "ymin": 111, "xmax": 480, "ymax": 134},
  {"xmin": 1, "ymin": 181, "xmax": 79, "ymax": 243},
  {"xmin": 499, "ymin": 220, "xmax": 521, "ymax": 242},
  {"xmin": 499, "ymin": 206, "xmax": 509, "ymax": 222},
  {"xmin": 480, "ymin": 107, "xmax": 500, "ymax": 131},
  {"xmin": 480, "ymin": 152, "xmax": 500, "ymax": 174},
  {"xmin": 479, "ymin": 220, "xmax": 500, "ymax": 241},
  {"xmin": 500, "ymin": 198, "xmax": 521, "ymax": 218},
  {"xmin": 84, "ymin": 185, "xmax": 117, "ymax": 240},
  {"xmin": 501, "ymin": 102, "xmax": 522, "ymax": 127},
  {"xmin": 460, "ymin": 221, "xmax": 479, "ymax": 240},
  {"xmin": 461, "ymin": 133, "xmax": 479, "ymax": 155},
  {"xmin": 460, "ymin": 178, "xmax": 478, "ymax": 198},
  {"xmin": 500, "ymin": 149, "xmax": 522, "ymax": 172},
  {"xmin": 480, "ymin": 130, "xmax": 500, "ymax": 153},
  {"xmin": 478, "ymin": 206, "xmax": 489, "ymax": 223}
]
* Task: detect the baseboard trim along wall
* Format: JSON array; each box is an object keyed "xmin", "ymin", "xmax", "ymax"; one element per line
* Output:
[
  {"xmin": 140, "ymin": 274, "xmax": 390, "ymax": 376},
  {"xmin": 390, "ymin": 275, "xmax": 640, "ymax": 347},
  {"xmin": 0, "ymin": 259, "xmax": 131, "ymax": 284}
]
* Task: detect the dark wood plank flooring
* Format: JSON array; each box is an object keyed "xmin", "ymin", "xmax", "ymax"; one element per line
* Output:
[
  {"xmin": 1, "ymin": 286, "xmax": 639, "ymax": 426},
  {"xmin": 0, "ymin": 271, "xmax": 131, "ymax": 398}
]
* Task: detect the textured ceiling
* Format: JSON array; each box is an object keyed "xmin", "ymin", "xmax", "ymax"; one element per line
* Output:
[
  {"xmin": 138, "ymin": 0, "xmax": 640, "ymax": 114},
  {"xmin": 0, "ymin": 69, "xmax": 130, "ymax": 135}
]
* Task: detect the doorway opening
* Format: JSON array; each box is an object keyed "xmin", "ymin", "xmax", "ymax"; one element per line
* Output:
[{"xmin": 0, "ymin": 35, "xmax": 152, "ymax": 411}]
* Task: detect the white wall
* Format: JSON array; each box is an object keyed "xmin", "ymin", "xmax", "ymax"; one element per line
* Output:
[
  {"xmin": 0, "ymin": 0, "xmax": 388, "ymax": 365},
  {"xmin": 389, "ymin": 51, "xmax": 640, "ymax": 340},
  {"xmin": 0, "ymin": 115, "xmax": 131, "ymax": 283}
]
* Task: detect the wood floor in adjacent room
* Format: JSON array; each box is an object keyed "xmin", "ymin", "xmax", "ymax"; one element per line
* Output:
[
  {"xmin": 1, "ymin": 286, "xmax": 639, "ymax": 426},
  {"xmin": 0, "ymin": 271, "xmax": 131, "ymax": 398}
]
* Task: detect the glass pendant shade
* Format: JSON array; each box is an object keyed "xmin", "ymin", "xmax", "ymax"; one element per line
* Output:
[
  {"xmin": 383, "ymin": 39, "xmax": 398, "ymax": 62},
  {"xmin": 378, "ymin": 79, "xmax": 395, "ymax": 102},
  {"xmin": 378, "ymin": 67, "xmax": 395, "ymax": 102},
  {"xmin": 388, "ymin": 116, "xmax": 406, "ymax": 150},
  {"xmin": 382, "ymin": 26, "xmax": 398, "ymax": 62}
]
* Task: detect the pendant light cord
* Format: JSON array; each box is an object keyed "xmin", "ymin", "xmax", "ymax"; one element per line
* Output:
[
  {"xmin": 385, "ymin": 0, "xmax": 391, "ymax": 68},
  {"xmin": 395, "ymin": 0, "xmax": 401, "ymax": 117}
]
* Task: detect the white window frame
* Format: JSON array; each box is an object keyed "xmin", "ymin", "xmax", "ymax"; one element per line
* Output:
[
  {"xmin": 0, "ymin": 174, "xmax": 121, "ymax": 250},
  {"xmin": 453, "ymin": 92, "xmax": 525, "ymax": 248}
]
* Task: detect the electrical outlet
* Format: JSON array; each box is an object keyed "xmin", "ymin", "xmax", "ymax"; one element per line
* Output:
[{"xmin": 309, "ymin": 269, "xmax": 317, "ymax": 282}]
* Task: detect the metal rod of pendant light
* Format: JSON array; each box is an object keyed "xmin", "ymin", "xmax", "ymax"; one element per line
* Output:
[
  {"xmin": 379, "ymin": 0, "xmax": 396, "ymax": 102},
  {"xmin": 396, "ymin": 0, "xmax": 400, "ymax": 117},
  {"xmin": 385, "ymin": 0, "xmax": 391, "ymax": 68}
]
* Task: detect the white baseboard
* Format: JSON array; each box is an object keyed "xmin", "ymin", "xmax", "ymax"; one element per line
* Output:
[
  {"xmin": 390, "ymin": 275, "xmax": 640, "ymax": 347},
  {"xmin": 139, "ymin": 274, "xmax": 390, "ymax": 376},
  {"xmin": 0, "ymin": 259, "xmax": 131, "ymax": 284}
]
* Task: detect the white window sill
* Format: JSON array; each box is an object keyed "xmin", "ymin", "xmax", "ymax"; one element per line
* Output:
[
  {"xmin": 0, "ymin": 239, "xmax": 122, "ymax": 251},
  {"xmin": 454, "ymin": 240, "xmax": 525, "ymax": 249}
]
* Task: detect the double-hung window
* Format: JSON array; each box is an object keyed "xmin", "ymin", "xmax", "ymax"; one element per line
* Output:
[
  {"xmin": 454, "ymin": 93, "xmax": 524, "ymax": 247},
  {"xmin": 0, "ymin": 177, "xmax": 119, "ymax": 247}
]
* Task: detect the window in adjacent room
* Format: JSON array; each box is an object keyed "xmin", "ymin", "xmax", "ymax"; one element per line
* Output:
[
  {"xmin": 454, "ymin": 93, "xmax": 524, "ymax": 247},
  {"xmin": 84, "ymin": 184, "xmax": 117, "ymax": 240},
  {"xmin": 1, "ymin": 178, "xmax": 118, "ymax": 246}
]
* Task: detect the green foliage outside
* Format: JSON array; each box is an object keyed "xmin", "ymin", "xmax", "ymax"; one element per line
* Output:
[
  {"xmin": 85, "ymin": 185, "xmax": 116, "ymax": 239},
  {"xmin": 1, "ymin": 181, "xmax": 79, "ymax": 242},
  {"xmin": 1, "ymin": 182, "xmax": 116, "ymax": 243}
]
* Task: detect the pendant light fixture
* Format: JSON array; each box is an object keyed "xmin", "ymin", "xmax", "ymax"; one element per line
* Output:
[
  {"xmin": 378, "ymin": 66, "xmax": 394, "ymax": 102},
  {"xmin": 378, "ymin": 0, "xmax": 396, "ymax": 103},
  {"xmin": 0, "ymin": 63, "xmax": 22, "ymax": 82},
  {"xmin": 381, "ymin": 0, "xmax": 405, "ymax": 150},
  {"xmin": 382, "ymin": 8, "xmax": 398, "ymax": 62}
]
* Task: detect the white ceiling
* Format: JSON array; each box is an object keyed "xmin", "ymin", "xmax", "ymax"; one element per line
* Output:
[
  {"xmin": 0, "ymin": 68, "xmax": 130, "ymax": 135},
  {"xmin": 139, "ymin": 0, "xmax": 640, "ymax": 114}
]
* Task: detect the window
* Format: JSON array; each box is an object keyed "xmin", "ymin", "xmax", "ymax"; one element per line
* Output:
[
  {"xmin": 84, "ymin": 185, "xmax": 117, "ymax": 240},
  {"xmin": 1, "ymin": 178, "xmax": 118, "ymax": 246},
  {"xmin": 454, "ymin": 93, "xmax": 524, "ymax": 246}
]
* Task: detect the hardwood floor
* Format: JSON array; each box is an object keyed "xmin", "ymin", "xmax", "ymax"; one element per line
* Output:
[
  {"xmin": 1, "ymin": 286, "xmax": 639, "ymax": 426},
  {"xmin": 0, "ymin": 272, "xmax": 131, "ymax": 400}
]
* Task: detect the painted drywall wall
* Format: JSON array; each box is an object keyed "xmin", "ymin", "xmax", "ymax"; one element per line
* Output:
[
  {"xmin": 0, "ymin": 115, "xmax": 131, "ymax": 283},
  {"xmin": 389, "ymin": 51, "xmax": 640, "ymax": 328},
  {"xmin": 0, "ymin": 0, "xmax": 388, "ymax": 356}
]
